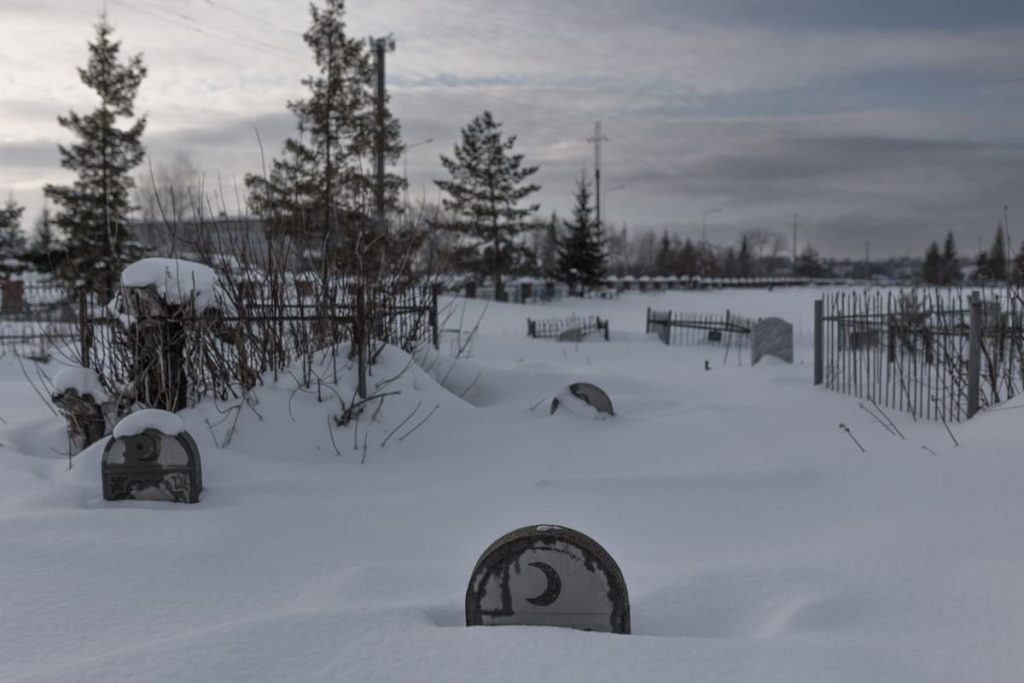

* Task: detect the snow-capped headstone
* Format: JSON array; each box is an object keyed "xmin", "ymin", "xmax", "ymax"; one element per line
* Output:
[
  {"xmin": 550, "ymin": 382, "xmax": 614, "ymax": 418},
  {"xmin": 103, "ymin": 410, "xmax": 202, "ymax": 504},
  {"xmin": 51, "ymin": 366, "xmax": 109, "ymax": 453},
  {"xmin": 751, "ymin": 317, "xmax": 794, "ymax": 365},
  {"xmin": 466, "ymin": 524, "xmax": 630, "ymax": 634}
]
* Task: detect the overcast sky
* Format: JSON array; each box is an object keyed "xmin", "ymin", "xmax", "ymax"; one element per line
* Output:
[{"xmin": 2, "ymin": 0, "xmax": 1024, "ymax": 258}]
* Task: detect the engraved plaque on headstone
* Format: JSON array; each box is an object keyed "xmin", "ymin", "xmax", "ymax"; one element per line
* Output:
[
  {"xmin": 466, "ymin": 525, "xmax": 630, "ymax": 634},
  {"xmin": 751, "ymin": 316, "xmax": 794, "ymax": 365}
]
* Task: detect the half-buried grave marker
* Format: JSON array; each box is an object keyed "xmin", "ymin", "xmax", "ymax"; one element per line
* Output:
[
  {"xmin": 103, "ymin": 410, "xmax": 203, "ymax": 504},
  {"xmin": 466, "ymin": 524, "xmax": 630, "ymax": 634},
  {"xmin": 549, "ymin": 382, "xmax": 614, "ymax": 417}
]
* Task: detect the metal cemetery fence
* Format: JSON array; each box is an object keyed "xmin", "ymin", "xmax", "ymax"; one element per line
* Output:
[
  {"xmin": 80, "ymin": 282, "xmax": 440, "ymax": 410},
  {"xmin": 646, "ymin": 309, "xmax": 754, "ymax": 349},
  {"xmin": 0, "ymin": 277, "xmax": 440, "ymax": 410},
  {"xmin": 813, "ymin": 289, "xmax": 1024, "ymax": 422},
  {"xmin": 0, "ymin": 282, "xmax": 79, "ymax": 359},
  {"xmin": 527, "ymin": 315, "xmax": 609, "ymax": 340}
]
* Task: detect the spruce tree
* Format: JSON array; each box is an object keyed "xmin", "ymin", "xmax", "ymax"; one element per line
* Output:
[
  {"xmin": 922, "ymin": 241, "xmax": 942, "ymax": 285},
  {"xmin": 794, "ymin": 245, "xmax": 825, "ymax": 278},
  {"xmin": 556, "ymin": 175, "xmax": 605, "ymax": 295},
  {"xmin": 27, "ymin": 206, "xmax": 62, "ymax": 274},
  {"xmin": 678, "ymin": 239, "xmax": 698, "ymax": 276},
  {"xmin": 435, "ymin": 111, "xmax": 540, "ymax": 299},
  {"xmin": 941, "ymin": 232, "xmax": 960, "ymax": 284},
  {"xmin": 1012, "ymin": 243, "xmax": 1024, "ymax": 285},
  {"xmin": 44, "ymin": 17, "xmax": 146, "ymax": 296},
  {"xmin": 245, "ymin": 0, "xmax": 403, "ymax": 262},
  {"xmin": 986, "ymin": 225, "xmax": 1007, "ymax": 281},
  {"xmin": 536, "ymin": 212, "xmax": 559, "ymax": 277},
  {"xmin": 0, "ymin": 196, "xmax": 27, "ymax": 280},
  {"xmin": 655, "ymin": 230, "xmax": 672, "ymax": 275},
  {"xmin": 737, "ymin": 235, "xmax": 753, "ymax": 277}
]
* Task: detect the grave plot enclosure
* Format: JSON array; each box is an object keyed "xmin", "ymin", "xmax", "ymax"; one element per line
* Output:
[
  {"xmin": 646, "ymin": 308, "xmax": 754, "ymax": 349},
  {"xmin": 527, "ymin": 315, "xmax": 609, "ymax": 341},
  {"xmin": 814, "ymin": 288, "xmax": 1024, "ymax": 422}
]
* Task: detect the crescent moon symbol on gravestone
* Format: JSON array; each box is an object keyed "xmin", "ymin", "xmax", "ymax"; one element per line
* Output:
[{"xmin": 525, "ymin": 561, "xmax": 562, "ymax": 606}]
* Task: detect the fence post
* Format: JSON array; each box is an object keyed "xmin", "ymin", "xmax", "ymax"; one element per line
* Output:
[
  {"xmin": 2, "ymin": 279, "xmax": 24, "ymax": 315},
  {"xmin": 527, "ymin": 319, "xmax": 535, "ymax": 338},
  {"xmin": 645, "ymin": 307, "xmax": 651, "ymax": 334},
  {"xmin": 79, "ymin": 289, "xmax": 90, "ymax": 369},
  {"xmin": 430, "ymin": 283, "xmax": 440, "ymax": 349},
  {"xmin": 967, "ymin": 291, "xmax": 982, "ymax": 418},
  {"xmin": 355, "ymin": 286, "xmax": 367, "ymax": 400},
  {"xmin": 814, "ymin": 299, "xmax": 823, "ymax": 385}
]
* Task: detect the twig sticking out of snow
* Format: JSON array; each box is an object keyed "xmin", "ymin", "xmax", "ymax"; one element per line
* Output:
[
  {"xmin": 326, "ymin": 414, "xmax": 341, "ymax": 456},
  {"xmin": 381, "ymin": 401, "xmax": 421, "ymax": 448},
  {"xmin": 398, "ymin": 403, "xmax": 440, "ymax": 442},
  {"xmin": 859, "ymin": 402, "xmax": 896, "ymax": 437},
  {"xmin": 839, "ymin": 423, "xmax": 866, "ymax": 453},
  {"xmin": 870, "ymin": 399, "xmax": 905, "ymax": 440},
  {"xmin": 458, "ymin": 370, "xmax": 483, "ymax": 399},
  {"xmin": 922, "ymin": 445, "xmax": 938, "ymax": 456},
  {"xmin": 931, "ymin": 395, "xmax": 959, "ymax": 447}
]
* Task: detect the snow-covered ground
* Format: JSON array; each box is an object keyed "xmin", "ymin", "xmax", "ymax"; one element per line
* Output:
[{"xmin": 2, "ymin": 287, "xmax": 1023, "ymax": 682}]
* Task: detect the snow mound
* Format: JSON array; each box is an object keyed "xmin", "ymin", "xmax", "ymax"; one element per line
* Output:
[
  {"xmin": 121, "ymin": 258, "xmax": 228, "ymax": 312},
  {"xmin": 51, "ymin": 366, "xmax": 109, "ymax": 402},
  {"xmin": 177, "ymin": 344, "xmax": 474, "ymax": 461},
  {"xmin": 113, "ymin": 409, "xmax": 186, "ymax": 438}
]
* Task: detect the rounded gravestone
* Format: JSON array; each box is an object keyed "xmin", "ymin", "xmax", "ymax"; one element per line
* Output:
[
  {"xmin": 466, "ymin": 525, "xmax": 630, "ymax": 634},
  {"xmin": 550, "ymin": 382, "xmax": 614, "ymax": 417},
  {"xmin": 103, "ymin": 410, "xmax": 202, "ymax": 504}
]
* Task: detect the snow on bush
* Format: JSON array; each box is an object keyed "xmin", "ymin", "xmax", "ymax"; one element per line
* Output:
[
  {"xmin": 51, "ymin": 366, "xmax": 109, "ymax": 402},
  {"xmin": 112, "ymin": 409, "xmax": 187, "ymax": 438},
  {"xmin": 121, "ymin": 258, "xmax": 229, "ymax": 312}
]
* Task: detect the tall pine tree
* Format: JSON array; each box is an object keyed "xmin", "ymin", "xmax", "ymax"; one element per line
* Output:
[
  {"xmin": 556, "ymin": 174, "xmax": 606, "ymax": 295},
  {"xmin": 435, "ymin": 111, "xmax": 540, "ymax": 299},
  {"xmin": 245, "ymin": 0, "xmax": 403, "ymax": 263},
  {"xmin": 44, "ymin": 17, "xmax": 146, "ymax": 296}
]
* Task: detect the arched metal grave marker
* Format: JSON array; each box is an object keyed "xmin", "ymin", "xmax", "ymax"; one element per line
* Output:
[
  {"xmin": 549, "ymin": 382, "xmax": 615, "ymax": 417},
  {"xmin": 103, "ymin": 411, "xmax": 202, "ymax": 504},
  {"xmin": 466, "ymin": 525, "xmax": 630, "ymax": 634}
]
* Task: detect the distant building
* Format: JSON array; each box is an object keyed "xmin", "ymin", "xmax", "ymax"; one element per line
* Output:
[{"xmin": 129, "ymin": 216, "xmax": 271, "ymax": 263}]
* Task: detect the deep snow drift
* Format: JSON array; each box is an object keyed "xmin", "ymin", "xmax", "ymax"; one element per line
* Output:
[{"xmin": 2, "ymin": 287, "xmax": 1024, "ymax": 682}]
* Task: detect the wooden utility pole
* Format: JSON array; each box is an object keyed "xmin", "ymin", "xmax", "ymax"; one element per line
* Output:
[{"xmin": 588, "ymin": 121, "xmax": 609, "ymax": 228}]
